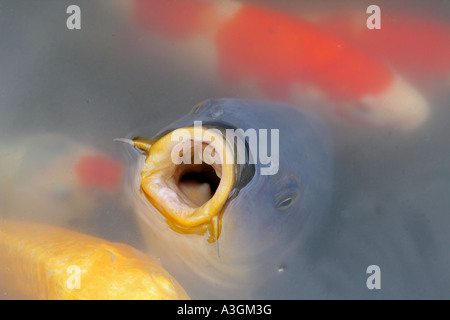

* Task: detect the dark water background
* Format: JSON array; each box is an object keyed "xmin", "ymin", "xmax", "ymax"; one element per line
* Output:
[{"xmin": 1, "ymin": 0, "xmax": 450, "ymax": 299}]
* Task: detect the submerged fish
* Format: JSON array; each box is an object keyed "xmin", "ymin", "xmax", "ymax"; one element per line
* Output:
[
  {"xmin": 123, "ymin": 98, "xmax": 333, "ymax": 299},
  {"xmin": 0, "ymin": 220, "xmax": 189, "ymax": 300},
  {"xmin": 0, "ymin": 133, "xmax": 123, "ymax": 227},
  {"xmin": 130, "ymin": 0, "xmax": 429, "ymax": 130}
]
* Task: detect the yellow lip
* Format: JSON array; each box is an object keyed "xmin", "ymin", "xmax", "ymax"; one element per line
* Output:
[{"xmin": 135, "ymin": 127, "xmax": 235, "ymax": 242}]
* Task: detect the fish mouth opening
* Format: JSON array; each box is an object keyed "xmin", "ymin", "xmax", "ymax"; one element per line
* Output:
[
  {"xmin": 136, "ymin": 127, "xmax": 235, "ymax": 242},
  {"xmin": 177, "ymin": 160, "xmax": 221, "ymax": 207}
]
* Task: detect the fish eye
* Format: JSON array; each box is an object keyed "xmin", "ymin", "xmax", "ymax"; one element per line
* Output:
[
  {"xmin": 276, "ymin": 196, "xmax": 295, "ymax": 210},
  {"xmin": 274, "ymin": 174, "xmax": 301, "ymax": 211}
]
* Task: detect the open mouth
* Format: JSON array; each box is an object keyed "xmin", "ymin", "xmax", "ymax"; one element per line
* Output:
[
  {"xmin": 134, "ymin": 127, "xmax": 235, "ymax": 242},
  {"xmin": 177, "ymin": 159, "xmax": 221, "ymax": 207}
]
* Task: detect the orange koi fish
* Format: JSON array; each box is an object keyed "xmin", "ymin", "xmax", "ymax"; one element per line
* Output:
[
  {"xmin": 132, "ymin": 0, "xmax": 429, "ymax": 130},
  {"xmin": 0, "ymin": 220, "xmax": 189, "ymax": 299}
]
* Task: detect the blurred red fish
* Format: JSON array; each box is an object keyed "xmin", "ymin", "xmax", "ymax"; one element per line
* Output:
[
  {"xmin": 76, "ymin": 155, "xmax": 123, "ymax": 192},
  {"xmin": 318, "ymin": 10, "xmax": 450, "ymax": 84},
  {"xmin": 132, "ymin": 0, "xmax": 429, "ymax": 131}
]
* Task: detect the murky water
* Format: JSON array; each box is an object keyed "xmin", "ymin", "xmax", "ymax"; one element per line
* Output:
[{"xmin": 1, "ymin": 0, "xmax": 450, "ymax": 299}]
